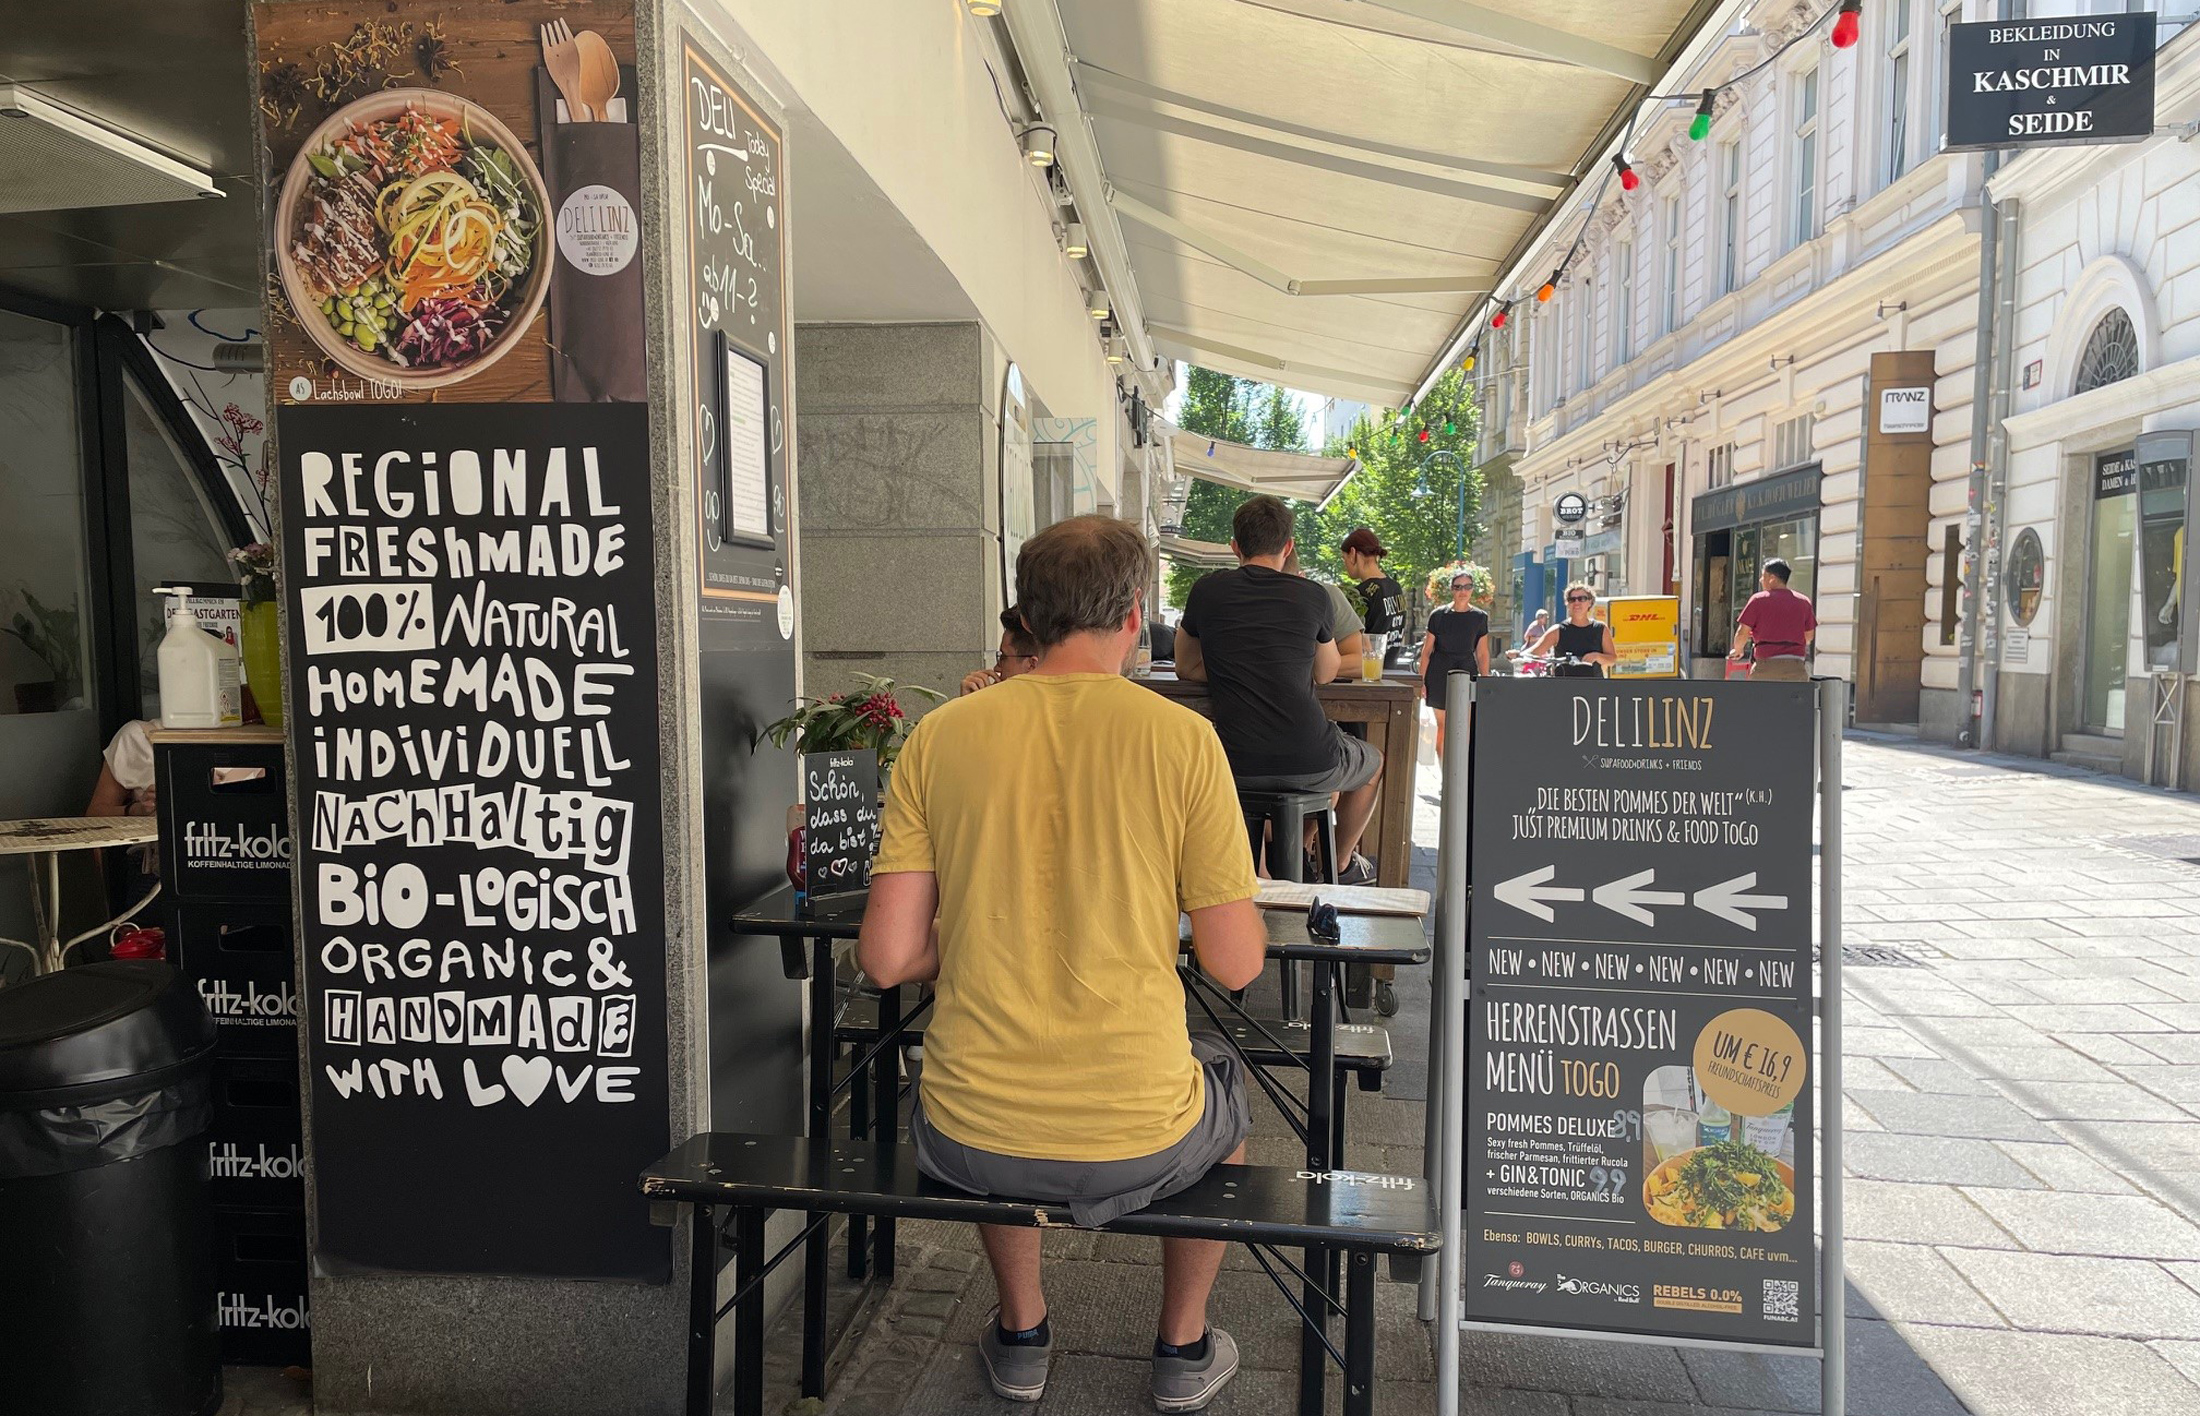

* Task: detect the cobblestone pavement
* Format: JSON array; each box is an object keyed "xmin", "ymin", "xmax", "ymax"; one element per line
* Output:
[{"xmin": 225, "ymin": 734, "xmax": 2200, "ymax": 1413}]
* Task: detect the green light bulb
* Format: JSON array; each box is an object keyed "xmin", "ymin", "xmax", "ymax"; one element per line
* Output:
[{"xmin": 1689, "ymin": 112, "xmax": 1711, "ymax": 142}]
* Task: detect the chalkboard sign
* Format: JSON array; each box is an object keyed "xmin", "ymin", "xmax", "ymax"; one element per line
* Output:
[
  {"xmin": 803, "ymin": 750, "xmax": 880, "ymax": 900},
  {"xmin": 1466, "ymin": 679, "xmax": 1817, "ymax": 1348},
  {"xmin": 684, "ymin": 39, "xmax": 792, "ymax": 643},
  {"xmin": 280, "ymin": 400, "xmax": 669, "ymax": 1281}
]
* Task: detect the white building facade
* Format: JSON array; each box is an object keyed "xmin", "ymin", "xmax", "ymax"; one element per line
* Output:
[{"xmin": 1477, "ymin": 0, "xmax": 2197, "ymax": 769}]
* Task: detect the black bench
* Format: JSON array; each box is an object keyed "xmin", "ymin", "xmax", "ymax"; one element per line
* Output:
[{"xmin": 643, "ymin": 1132, "xmax": 1439, "ymax": 1416}]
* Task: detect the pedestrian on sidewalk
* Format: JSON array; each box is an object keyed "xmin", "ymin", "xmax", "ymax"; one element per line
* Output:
[
  {"xmin": 1419, "ymin": 570, "xmax": 1489, "ymax": 755},
  {"xmin": 859, "ymin": 515, "xmax": 1267, "ymax": 1412},
  {"xmin": 1729, "ymin": 558, "xmax": 1816, "ymax": 682},
  {"xmin": 1530, "ymin": 583, "xmax": 1617, "ymax": 678}
]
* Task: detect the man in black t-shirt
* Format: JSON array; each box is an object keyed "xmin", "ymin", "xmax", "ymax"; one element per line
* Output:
[
  {"xmin": 1341, "ymin": 527, "xmax": 1406, "ymax": 647},
  {"xmin": 1177, "ymin": 497, "xmax": 1383, "ymax": 881}
]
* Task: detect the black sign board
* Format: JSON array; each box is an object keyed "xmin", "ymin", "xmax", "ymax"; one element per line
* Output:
[
  {"xmin": 803, "ymin": 749, "xmax": 880, "ymax": 900},
  {"xmin": 1555, "ymin": 492, "xmax": 1589, "ymax": 524},
  {"xmin": 1466, "ymin": 678, "xmax": 1817, "ymax": 1347},
  {"xmin": 1945, "ymin": 13, "xmax": 2157, "ymax": 152},
  {"xmin": 685, "ymin": 40, "xmax": 793, "ymax": 643},
  {"xmin": 1689, "ymin": 464, "xmax": 1822, "ymax": 535},
  {"xmin": 2096, "ymin": 448, "xmax": 2139, "ymax": 499},
  {"xmin": 282, "ymin": 401, "xmax": 670, "ymax": 1281}
]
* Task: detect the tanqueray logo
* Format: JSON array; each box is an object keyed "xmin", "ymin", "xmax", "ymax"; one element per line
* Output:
[{"xmin": 1556, "ymin": 1273, "xmax": 1643, "ymax": 1304}]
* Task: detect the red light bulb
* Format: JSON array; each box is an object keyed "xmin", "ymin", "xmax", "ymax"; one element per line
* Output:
[
  {"xmin": 1613, "ymin": 155, "xmax": 1640, "ymax": 192},
  {"xmin": 1418, "ymin": 428, "xmax": 1431, "ymax": 444},
  {"xmin": 1492, "ymin": 307, "xmax": 1508, "ymax": 329},
  {"xmin": 1831, "ymin": 0, "xmax": 1861, "ymax": 49}
]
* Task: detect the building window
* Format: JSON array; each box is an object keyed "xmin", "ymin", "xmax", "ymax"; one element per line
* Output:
[
  {"xmin": 1708, "ymin": 441, "xmax": 1736, "ymax": 488},
  {"xmin": 1661, "ymin": 193, "xmax": 1682, "ymax": 334},
  {"xmin": 1927, "ymin": 0, "xmax": 1962, "ymax": 155},
  {"xmin": 1576, "ymin": 278, "xmax": 1595, "ymax": 392},
  {"xmin": 1720, "ymin": 142, "xmax": 1743, "ymax": 294},
  {"xmin": 2074, "ymin": 308, "xmax": 2140, "ymax": 393},
  {"xmin": 1614, "ymin": 240, "xmax": 1634, "ymax": 366},
  {"xmin": 1772, "ymin": 412, "xmax": 1816, "ymax": 470},
  {"xmin": 1791, "ymin": 65, "xmax": 1820, "ymax": 246},
  {"xmin": 1886, "ymin": 0, "xmax": 1913, "ymax": 183}
]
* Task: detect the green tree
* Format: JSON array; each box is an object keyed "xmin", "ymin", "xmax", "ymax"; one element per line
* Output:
[
  {"xmin": 1315, "ymin": 368, "xmax": 1484, "ymax": 619},
  {"xmin": 1165, "ymin": 369, "xmax": 1310, "ymax": 605}
]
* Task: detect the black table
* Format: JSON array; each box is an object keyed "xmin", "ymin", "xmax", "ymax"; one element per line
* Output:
[
  {"xmin": 1181, "ymin": 908, "xmax": 1427, "ymax": 1416},
  {"xmin": 723, "ymin": 886, "xmax": 881, "ymax": 1400},
  {"xmin": 729, "ymin": 887, "xmax": 1430, "ymax": 1416}
]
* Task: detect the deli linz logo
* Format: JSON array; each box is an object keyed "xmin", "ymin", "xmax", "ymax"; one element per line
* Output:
[
  {"xmin": 198, "ymin": 977, "xmax": 301, "ymax": 1022},
  {"xmin": 220, "ymin": 1292, "xmax": 310, "ymax": 1330},
  {"xmin": 1556, "ymin": 1274, "xmax": 1642, "ymax": 1305},
  {"xmin": 185, "ymin": 821, "xmax": 292, "ymax": 867},
  {"xmin": 209, "ymin": 1140, "xmax": 304, "ymax": 1180}
]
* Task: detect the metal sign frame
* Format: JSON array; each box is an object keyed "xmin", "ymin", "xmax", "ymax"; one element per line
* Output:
[{"xmin": 1426, "ymin": 673, "xmax": 1847, "ymax": 1415}]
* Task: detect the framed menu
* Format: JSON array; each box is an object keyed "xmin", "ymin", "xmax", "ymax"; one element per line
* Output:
[{"xmin": 716, "ymin": 332, "xmax": 772, "ymax": 546}]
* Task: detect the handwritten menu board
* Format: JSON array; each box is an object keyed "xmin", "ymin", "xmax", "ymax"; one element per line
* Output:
[
  {"xmin": 1466, "ymin": 679, "xmax": 1816, "ymax": 1347},
  {"xmin": 684, "ymin": 40, "xmax": 791, "ymax": 643},
  {"xmin": 803, "ymin": 750, "xmax": 880, "ymax": 900},
  {"xmin": 280, "ymin": 400, "xmax": 669, "ymax": 1280}
]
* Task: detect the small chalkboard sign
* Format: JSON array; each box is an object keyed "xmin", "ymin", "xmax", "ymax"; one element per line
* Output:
[{"xmin": 803, "ymin": 750, "xmax": 880, "ymax": 900}]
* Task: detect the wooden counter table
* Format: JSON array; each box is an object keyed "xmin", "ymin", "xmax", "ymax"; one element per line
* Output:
[{"xmin": 1139, "ymin": 672, "xmax": 1421, "ymax": 887}]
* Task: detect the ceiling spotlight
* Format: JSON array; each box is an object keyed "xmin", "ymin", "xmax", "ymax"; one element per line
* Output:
[
  {"xmin": 965, "ymin": 0, "xmax": 1001, "ymax": 14},
  {"xmin": 1020, "ymin": 124, "xmax": 1057, "ymax": 168},
  {"xmin": 1088, "ymin": 292, "xmax": 1110, "ymax": 320},
  {"xmin": 1106, "ymin": 337, "xmax": 1126, "ymax": 365},
  {"xmin": 1063, "ymin": 222, "xmax": 1089, "ymax": 258}
]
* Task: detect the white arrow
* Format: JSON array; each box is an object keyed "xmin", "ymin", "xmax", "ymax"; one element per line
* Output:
[
  {"xmin": 1693, "ymin": 872, "xmax": 1790, "ymax": 930},
  {"xmin": 1592, "ymin": 869, "xmax": 1687, "ymax": 926},
  {"xmin": 1493, "ymin": 865, "xmax": 1584, "ymax": 923}
]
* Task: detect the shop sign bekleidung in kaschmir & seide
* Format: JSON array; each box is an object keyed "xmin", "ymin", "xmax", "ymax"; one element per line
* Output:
[
  {"xmin": 1944, "ymin": 13, "xmax": 2157, "ymax": 151},
  {"xmin": 1466, "ymin": 678, "xmax": 1818, "ymax": 1347}
]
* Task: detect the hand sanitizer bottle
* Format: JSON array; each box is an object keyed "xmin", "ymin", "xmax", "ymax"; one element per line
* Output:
[{"xmin": 157, "ymin": 588, "xmax": 243, "ymax": 729}]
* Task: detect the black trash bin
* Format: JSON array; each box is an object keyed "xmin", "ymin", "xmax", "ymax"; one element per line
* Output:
[{"xmin": 0, "ymin": 960, "xmax": 222, "ymax": 1416}]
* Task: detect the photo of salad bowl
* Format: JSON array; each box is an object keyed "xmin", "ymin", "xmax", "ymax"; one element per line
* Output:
[{"xmin": 274, "ymin": 89, "xmax": 551, "ymax": 390}]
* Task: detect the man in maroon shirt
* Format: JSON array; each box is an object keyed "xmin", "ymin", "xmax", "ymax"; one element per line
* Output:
[{"xmin": 1730, "ymin": 558, "xmax": 1816, "ymax": 682}]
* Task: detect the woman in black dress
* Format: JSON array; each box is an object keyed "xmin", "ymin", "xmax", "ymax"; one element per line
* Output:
[
  {"xmin": 1530, "ymin": 582, "xmax": 1618, "ymax": 678},
  {"xmin": 1418, "ymin": 571, "xmax": 1490, "ymax": 754}
]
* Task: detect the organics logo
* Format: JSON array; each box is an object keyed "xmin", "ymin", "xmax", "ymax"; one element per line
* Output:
[{"xmin": 1556, "ymin": 1274, "xmax": 1642, "ymax": 1304}]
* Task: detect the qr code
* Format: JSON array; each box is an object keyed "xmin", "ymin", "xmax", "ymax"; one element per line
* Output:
[{"xmin": 1763, "ymin": 1279, "xmax": 1801, "ymax": 1320}]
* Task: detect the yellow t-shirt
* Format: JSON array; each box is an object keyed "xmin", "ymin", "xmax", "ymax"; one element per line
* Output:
[{"xmin": 872, "ymin": 672, "xmax": 1258, "ymax": 1161}]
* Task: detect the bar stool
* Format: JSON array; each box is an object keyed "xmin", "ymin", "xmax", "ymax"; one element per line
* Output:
[{"xmin": 1236, "ymin": 787, "xmax": 1337, "ymax": 1022}]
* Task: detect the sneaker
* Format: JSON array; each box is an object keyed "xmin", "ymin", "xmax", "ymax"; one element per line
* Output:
[
  {"xmin": 978, "ymin": 1309, "xmax": 1051, "ymax": 1402},
  {"xmin": 1152, "ymin": 1328, "xmax": 1239, "ymax": 1412},
  {"xmin": 1337, "ymin": 852, "xmax": 1376, "ymax": 886}
]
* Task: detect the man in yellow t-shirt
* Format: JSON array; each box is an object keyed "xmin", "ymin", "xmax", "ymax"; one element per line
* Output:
[{"xmin": 859, "ymin": 515, "xmax": 1266, "ymax": 1412}]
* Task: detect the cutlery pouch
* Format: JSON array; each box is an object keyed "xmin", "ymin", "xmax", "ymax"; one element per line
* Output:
[{"xmin": 536, "ymin": 67, "xmax": 648, "ymax": 403}]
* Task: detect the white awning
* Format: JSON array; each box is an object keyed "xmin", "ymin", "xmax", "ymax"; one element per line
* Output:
[
  {"xmin": 1161, "ymin": 419, "xmax": 1358, "ymax": 502},
  {"xmin": 1000, "ymin": 0, "xmax": 1726, "ymax": 405},
  {"xmin": 1156, "ymin": 534, "xmax": 1237, "ymax": 568}
]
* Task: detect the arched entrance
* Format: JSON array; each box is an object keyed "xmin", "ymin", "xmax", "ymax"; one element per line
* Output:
[{"xmin": 2077, "ymin": 309, "xmax": 2142, "ymax": 733}]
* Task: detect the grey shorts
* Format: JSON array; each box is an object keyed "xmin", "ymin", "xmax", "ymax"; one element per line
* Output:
[
  {"xmin": 909, "ymin": 1033, "xmax": 1251, "ymax": 1228},
  {"xmin": 1234, "ymin": 730, "xmax": 1382, "ymax": 796}
]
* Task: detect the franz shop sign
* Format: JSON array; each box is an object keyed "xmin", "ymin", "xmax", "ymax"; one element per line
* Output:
[{"xmin": 1945, "ymin": 13, "xmax": 2157, "ymax": 151}]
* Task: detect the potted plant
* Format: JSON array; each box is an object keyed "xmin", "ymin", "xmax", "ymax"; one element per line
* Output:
[
  {"xmin": 228, "ymin": 543, "xmax": 283, "ymax": 727},
  {"xmin": 759, "ymin": 674, "xmax": 941, "ymax": 894},
  {"xmin": 757, "ymin": 673, "xmax": 941, "ymax": 769},
  {"xmin": 4, "ymin": 591, "xmax": 81, "ymax": 714}
]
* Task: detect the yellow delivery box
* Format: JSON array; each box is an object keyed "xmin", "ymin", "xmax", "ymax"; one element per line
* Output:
[{"xmin": 1603, "ymin": 595, "xmax": 1681, "ymax": 678}]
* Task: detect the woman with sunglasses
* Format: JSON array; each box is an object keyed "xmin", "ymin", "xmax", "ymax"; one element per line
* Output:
[
  {"xmin": 1529, "ymin": 583, "xmax": 1618, "ymax": 678},
  {"xmin": 1419, "ymin": 571, "xmax": 1489, "ymax": 754}
]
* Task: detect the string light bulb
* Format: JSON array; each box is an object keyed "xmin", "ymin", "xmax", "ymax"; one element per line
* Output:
[
  {"xmin": 1613, "ymin": 155, "xmax": 1640, "ymax": 192},
  {"xmin": 1831, "ymin": 0, "xmax": 1862, "ymax": 49},
  {"xmin": 1536, "ymin": 275, "xmax": 1556, "ymax": 303},
  {"xmin": 1418, "ymin": 428, "xmax": 1432, "ymax": 444},
  {"xmin": 1689, "ymin": 90, "xmax": 1715, "ymax": 142},
  {"xmin": 1443, "ymin": 418, "xmax": 1456, "ymax": 435},
  {"xmin": 1491, "ymin": 305, "xmax": 1509, "ymax": 329},
  {"xmin": 1462, "ymin": 352, "xmax": 1476, "ymax": 372}
]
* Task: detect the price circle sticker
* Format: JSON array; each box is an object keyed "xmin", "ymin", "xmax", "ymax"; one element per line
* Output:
[{"xmin": 1692, "ymin": 1008, "xmax": 1806, "ymax": 1117}]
